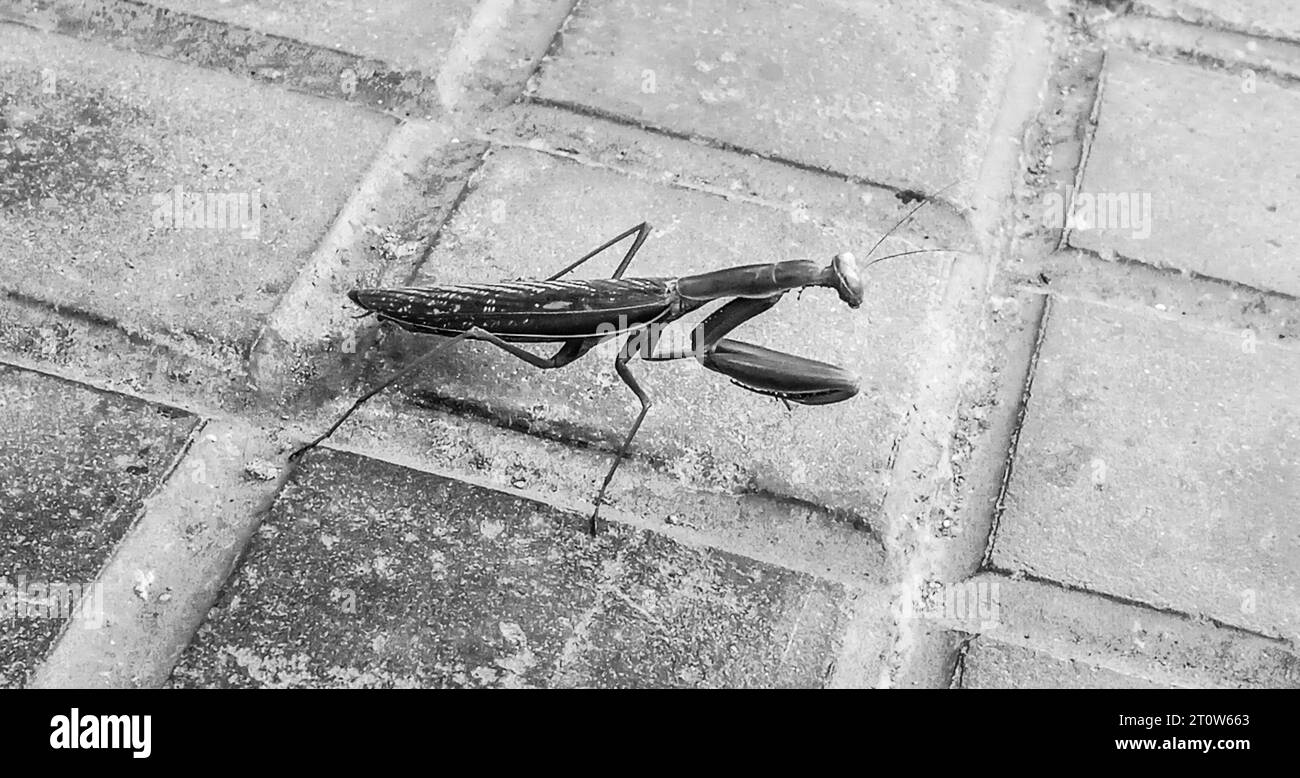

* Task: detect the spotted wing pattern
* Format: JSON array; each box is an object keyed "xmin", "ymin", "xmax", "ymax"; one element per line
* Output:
[{"xmin": 349, "ymin": 279, "xmax": 675, "ymax": 340}]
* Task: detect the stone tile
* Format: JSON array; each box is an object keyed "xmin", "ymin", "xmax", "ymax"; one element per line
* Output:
[
  {"xmin": 971, "ymin": 574, "xmax": 1300, "ymax": 688},
  {"xmin": 961, "ymin": 638, "xmax": 1168, "ymax": 688},
  {"xmin": 1136, "ymin": 0, "xmax": 1300, "ymax": 41},
  {"xmin": 171, "ymin": 448, "xmax": 846, "ymax": 687},
  {"xmin": 536, "ymin": 0, "xmax": 1035, "ymax": 200},
  {"xmin": 147, "ymin": 0, "xmax": 479, "ymax": 74},
  {"xmin": 0, "ymin": 364, "xmax": 198, "ymax": 687},
  {"xmin": 994, "ymin": 298, "xmax": 1300, "ymax": 639},
  {"xmin": 1069, "ymin": 51, "xmax": 1300, "ymax": 296},
  {"xmin": 0, "ymin": 25, "xmax": 394, "ymax": 346}
]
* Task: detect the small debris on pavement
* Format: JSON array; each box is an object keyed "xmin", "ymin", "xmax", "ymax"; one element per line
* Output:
[{"xmin": 243, "ymin": 459, "xmax": 280, "ymax": 481}]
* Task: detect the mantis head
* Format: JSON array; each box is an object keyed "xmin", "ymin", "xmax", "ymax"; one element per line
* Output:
[{"xmin": 831, "ymin": 252, "xmax": 864, "ymax": 308}]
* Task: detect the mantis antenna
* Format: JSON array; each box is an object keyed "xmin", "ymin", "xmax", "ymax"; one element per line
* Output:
[{"xmin": 858, "ymin": 180, "xmax": 963, "ymax": 269}]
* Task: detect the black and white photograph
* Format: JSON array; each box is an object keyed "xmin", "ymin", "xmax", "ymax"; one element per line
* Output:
[{"xmin": 0, "ymin": 0, "xmax": 1293, "ymax": 759}]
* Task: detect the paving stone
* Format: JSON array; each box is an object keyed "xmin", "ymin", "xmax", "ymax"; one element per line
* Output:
[
  {"xmin": 0, "ymin": 25, "xmax": 394, "ymax": 346},
  {"xmin": 0, "ymin": 0, "xmax": 439, "ymax": 114},
  {"xmin": 149, "ymin": 0, "xmax": 479, "ymax": 74},
  {"xmin": 1136, "ymin": 0, "xmax": 1300, "ymax": 41},
  {"xmin": 1100, "ymin": 15, "xmax": 1300, "ymax": 86},
  {"xmin": 0, "ymin": 364, "xmax": 198, "ymax": 688},
  {"xmin": 960, "ymin": 638, "xmax": 1168, "ymax": 688},
  {"xmin": 171, "ymin": 448, "xmax": 846, "ymax": 688},
  {"xmin": 7, "ymin": 0, "xmax": 1292, "ymax": 693},
  {"xmin": 994, "ymin": 298, "xmax": 1300, "ymax": 640},
  {"xmin": 396, "ymin": 146, "xmax": 951, "ymax": 518},
  {"xmin": 1069, "ymin": 51, "xmax": 1300, "ymax": 296},
  {"xmin": 323, "ymin": 396, "xmax": 894, "ymax": 587},
  {"xmin": 971, "ymin": 574, "xmax": 1300, "ymax": 688},
  {"xmin": 535, "ymin": 0, "xmax": 1035, "ymax": 199}
]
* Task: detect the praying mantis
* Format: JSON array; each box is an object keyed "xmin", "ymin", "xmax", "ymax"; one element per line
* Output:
[{"xmin": 292, "ymin": 193, "xmax": 948, "ymax": 534}]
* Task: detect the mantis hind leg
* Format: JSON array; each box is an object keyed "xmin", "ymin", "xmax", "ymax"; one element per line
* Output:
[
  {"xmin": 547, "ymin": 222, "xmax": 652, "ymax": 281},
  {"xmin": 290, "ymin": 327, "xmax": 483, "ymax": 460},
  {"xmin": 460, "ymin": 329, "xmax": 598, "ymax": 369},
  {"xmin": 290, "ymin": 332, "xmax": 601, "ymax": 461},
  {"xmin": 589, "ymin": 333, "xmax": 653, "ymax": 535}
]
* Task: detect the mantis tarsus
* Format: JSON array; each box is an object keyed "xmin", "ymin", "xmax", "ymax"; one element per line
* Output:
[{"xmin": 291, "ymin": 192, "xmax": 949, "ymax": 535}]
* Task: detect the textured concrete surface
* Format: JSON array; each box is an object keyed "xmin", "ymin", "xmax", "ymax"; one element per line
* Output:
[
  {"xmin": 149, "ymin": 0, "xmax": 479, "ymax": 74},
  {"xmin": 1136, "ymin": 0, "xmax": 1300, "ymax": 40},
  {"xmin": 0, "ymin": 364, "xmax": 198, "ymax": 687},
  {"xmin": 1070, "ymin": 51, "xmax": 1300, "ymax": 296},
  {"xmin": 536, "ymin": 0, "xmax": 1035, "ymax": 202},
  {"xmin": 3, "ymin": 0, "xmax": 1297, "ymax": 690},
  {"xmin": 0, "ymin": 24, "xmax": 394, "ymax": 344},
  {"xmin": 995, "ymin": 298, "xmax": 1299, "ymax": 640},
  {"xmin": 970, "ymin": 574, "xmax": 1300, "ymax": 688},
  {"xmin": 172, "ymin": 448, "xmax": 847, "ymax": 688},
  {"xmin": 960, "ymin": 639, "xmax": 1169, "ymax": 689},
  {"xmin": 26, "ymin": 418, "xmax": 289, "ymax": 689}
]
